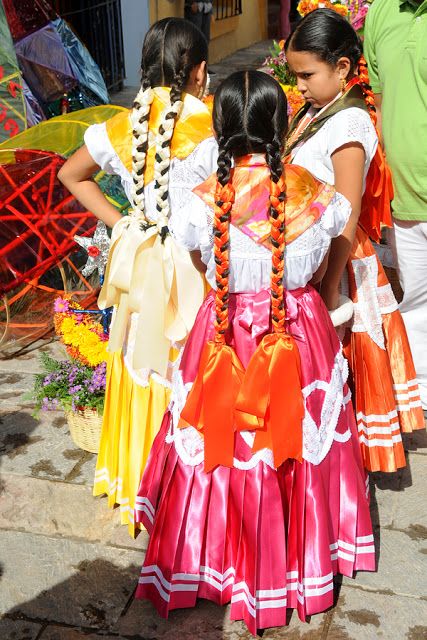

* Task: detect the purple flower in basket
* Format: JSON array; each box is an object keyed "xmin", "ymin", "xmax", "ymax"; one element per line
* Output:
[
  {"xmin": 88, "ymin": 365, "xmax": 106, "ymax": 394},
  {"xmin": 43, "ymin": 373, "xmax": 53, "ymax": 386},
  {"xmin": 69, "ymin": 384, "xmax": 83, "ymax": 395}
]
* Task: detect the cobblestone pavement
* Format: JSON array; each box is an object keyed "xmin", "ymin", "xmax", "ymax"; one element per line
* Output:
[
  {"xmin": 1, "ymin": 40, "xmax": 427, "ymax": 640},
  {"xmin": 1, "ymin": 339, "xmax": 426, "ymax": 640}
]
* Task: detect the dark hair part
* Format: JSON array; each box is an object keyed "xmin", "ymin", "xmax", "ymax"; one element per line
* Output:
[
  {"xmin": 285, "ymin": 8, "xmax": 362, "ymax": 75},
  {"xmin": 213, "ymin": 70, "xmax": 288, "ymax": 187},
  {"xmin": 140, "ymin": 17, "xmax": 208, "ymax": 98}
]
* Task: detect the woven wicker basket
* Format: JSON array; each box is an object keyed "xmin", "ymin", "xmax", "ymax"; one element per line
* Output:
[{"xmin": 66, "ymin": 408, "xmax": 102, "ymax": 453}]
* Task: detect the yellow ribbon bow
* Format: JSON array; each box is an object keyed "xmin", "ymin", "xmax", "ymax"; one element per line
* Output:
[{"xmin": 98, "ymin": 217, "xmax": 205, "ymax": 378}]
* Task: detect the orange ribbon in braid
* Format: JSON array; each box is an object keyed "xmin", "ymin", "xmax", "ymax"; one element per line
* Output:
[
  {"xmin": 213, "ymin": 182, "xmax": 235, "ymax": 344},
  {"xmin": 356, "ymin": 55, "xmax": 394, "ymax": 241},
  {"xmin": 180, "ymin": 178, "xmax": 245, "ymax": 472},
  {"xmin": 357, "ymin": 55, "xmax": 377, "ymax": 127},
  {"xmin": 235, "ymin": 173, "xmax": 304, "ymax": 468},
  {"xmin": 269, "ymin": 176, "xmax": 287, "ymax": 335}
]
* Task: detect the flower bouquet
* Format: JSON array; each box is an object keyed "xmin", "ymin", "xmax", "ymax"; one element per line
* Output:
[
  {"xmin": 32, "ymin": 353, "xmax": 106, "ymax": 415},
  {"xmin": 53, "ymin": 297, "xmax": 108, "ymax": 367},
  {"xmin": 29, "ymin": 297, "xmax": 109, "ymax": 453},
  {"xmin": 263, "ymin": 40, "xmax": 305, "ymax": 119},
  {"xmin": 297, "ymin": 0, "xmax": 349, "ymax": 18},
  {"xmin": 296, "ymin": 0, "xmax": 370, "ymax": 34}
]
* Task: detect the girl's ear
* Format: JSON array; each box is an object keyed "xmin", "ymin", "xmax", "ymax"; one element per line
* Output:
[
  {"xmin": 186, "ymin": 61, "xmax": 207, "ymax": 98},
  {"xmin": 336, "ymin": 56, "xmax": 352, "ymax": 80},
  {"xmin": 195, "ymin": 60, "xmax": 208, "ymax": 90}
]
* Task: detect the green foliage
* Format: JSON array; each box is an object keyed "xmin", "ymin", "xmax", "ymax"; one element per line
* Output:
[{"xmin": 263, "ymin": 41, "xmax": 296, "ymax": 87}]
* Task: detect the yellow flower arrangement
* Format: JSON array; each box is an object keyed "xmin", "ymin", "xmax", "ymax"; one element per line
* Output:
[
  {"xmin": 53, "ymin": 298, "xmax": 108, "ymax": 367},
  {"xmin": 281, "ymin": 84, "xmax": 306, "ymax": 118}
]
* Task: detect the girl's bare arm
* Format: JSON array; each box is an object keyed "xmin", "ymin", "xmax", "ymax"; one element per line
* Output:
[
  {"xmin": 189, "ymin": 249, "xmax": 207, "ymax": 274},
  {"xmin": 58, "ymin": 145, "xmax": 122, "ymax": 229},
  {"xmin": 320, "ymin": 142, "xmax": 365, "ymax": 310}
]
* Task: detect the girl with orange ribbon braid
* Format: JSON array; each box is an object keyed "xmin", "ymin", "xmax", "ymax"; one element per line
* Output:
[
  {"xmin": 58, "ymin": 18, "xmax": 217, "ymax": 536},
  {"xmin": 134, "ymin": 70, "xmax": 375, "ymax": 635},
  {"xmin": 284, "ymin": 9, "xmax": 425, "ymax": 474}
]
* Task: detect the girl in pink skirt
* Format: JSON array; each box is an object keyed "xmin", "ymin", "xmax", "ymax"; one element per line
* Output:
[{"xmin": 134, "ymin": 70, "xmax": 375, "ymax": 635}]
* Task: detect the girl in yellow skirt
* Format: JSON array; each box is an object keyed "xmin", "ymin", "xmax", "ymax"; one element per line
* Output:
[{"xmin": 58, "ymin": 18, "xmax": 217, "ymax": 535}]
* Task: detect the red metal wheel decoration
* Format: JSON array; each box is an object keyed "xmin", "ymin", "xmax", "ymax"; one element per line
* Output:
[{"xmin": 0, "ymin": 148, "xmax": 98, "ymax": 351}]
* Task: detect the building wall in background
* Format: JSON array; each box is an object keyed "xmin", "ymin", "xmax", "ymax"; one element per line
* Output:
[
  {"xmin": 148, "ymin": 0, "xmax": 267, "ymax": 63},
  {"xmin": 120, "ymin": 0, "xmax": 150, "ymax": 85}
]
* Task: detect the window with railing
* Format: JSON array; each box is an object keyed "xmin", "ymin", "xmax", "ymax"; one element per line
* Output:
[
  {"xmin": 215, "ymin": 0, "xmax": 243, "ymax": 20},
  {"xmin": 49, "ymin": 0, "xmax": 125, "ymax": 92}
]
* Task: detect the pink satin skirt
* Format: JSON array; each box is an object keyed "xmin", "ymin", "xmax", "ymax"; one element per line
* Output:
[{"xmin": 135, "ymin": 287, "xmax": 375, "ymax": 635}]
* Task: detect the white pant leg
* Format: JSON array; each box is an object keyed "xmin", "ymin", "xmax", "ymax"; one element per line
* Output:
[{"xmin": 387, "ymin": 219, "xmax": 427, "ymax": 409}]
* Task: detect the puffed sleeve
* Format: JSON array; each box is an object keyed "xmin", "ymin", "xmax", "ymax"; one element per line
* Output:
[
  {"xmin": 84, "ymin": 122, "xmax": 117, "ymax": 174},
  {"xmin": 284, "ymin": 191, "xmax": 352, "ymax": 289},
  {"xmin": 319, "ymin": 191, "xmax": 352, "ymax": 238},
  {"xmin": 325, "ymin": 108, "xmax": 378, "ymax": 167},
  {"xmin": 187, "ymin": 136, "xmax": 219, "ymax": 185},
  {"xmin": 169, "ymin": 191, "xmax": 213, "ymax": 256}
]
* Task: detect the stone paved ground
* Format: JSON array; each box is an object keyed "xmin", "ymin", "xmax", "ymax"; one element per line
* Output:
[{"xmin": 1, "ymin": 40, "xmax": 427, "ymax": 640}]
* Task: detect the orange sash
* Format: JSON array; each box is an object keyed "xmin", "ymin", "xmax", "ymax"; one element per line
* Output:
[{"xmin": 194, "ymin": 156, "xmax": 336, "ymax": 247}]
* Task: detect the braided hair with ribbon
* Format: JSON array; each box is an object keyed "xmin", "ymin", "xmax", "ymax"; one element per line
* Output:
[
  {"xmin": 181, "ymin": 71, "xmax": 305, "ymax": 471},
  {"xmin": 130, "ymin": 18, "xmax": 208, "ymax": 236},
  {"xmin": 357, "ymin": 54, "xmax": 377, "ymax": 126}
]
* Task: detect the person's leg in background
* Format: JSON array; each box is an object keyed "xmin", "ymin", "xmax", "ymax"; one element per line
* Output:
[
  {"xmin": 280, "ymin": 0, "xmax": 291, "ymax": 38},
  {"xmin": 200, "ymin": 8, "xmax": 212, "ymax": 43},
  {"xmin": 184, "ymin": 4, "xmax": 204, "ymax": 33},
  {"xmin": 388, "ymin": 219, "xmax": 427, "ymax": 409}
]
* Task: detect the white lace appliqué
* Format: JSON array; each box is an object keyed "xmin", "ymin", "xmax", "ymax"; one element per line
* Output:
[
  {"xmin": 351, "ymin": 255, "xmax": 398, "ymax": 348},
  {"xmin": 352, "ymin": 255, "xmax": 384, "ymax": 349},
  {"xmin": 302, "ymin": 351, "xmax": 350, "ymax": 465}
]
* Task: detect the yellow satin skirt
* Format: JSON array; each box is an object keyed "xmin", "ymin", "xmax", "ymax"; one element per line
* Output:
[{"xmin": 93, "ymin": 350, "xmax": 171, "ymax": 536}]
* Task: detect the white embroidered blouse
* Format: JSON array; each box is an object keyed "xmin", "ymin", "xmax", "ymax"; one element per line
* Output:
[
  {"xmin": 290, "ymin": 107, "xmax": 378, "ymax": 189},
  {"xmin": 170, "ymin": 182, "xmax": 352, "ymax": 292}
]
